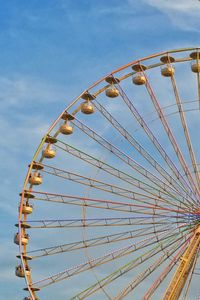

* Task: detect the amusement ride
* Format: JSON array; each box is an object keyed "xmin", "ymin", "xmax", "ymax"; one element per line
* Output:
[{"xmin": 16, "ymin": 47, "xmax": 200, "ymax": 299}]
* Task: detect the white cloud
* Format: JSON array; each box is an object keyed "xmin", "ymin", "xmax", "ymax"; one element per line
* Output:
[
  {"xmin": 0, "ymin": 76, "xmax": 68, "ymax": 110},
  {"xmin": 1, "ymin": 3, "xmax": 200, "ymax": 299},
  {"xmin": 140, "ymin": 0, "xmax": 200, "ymax": 32}
]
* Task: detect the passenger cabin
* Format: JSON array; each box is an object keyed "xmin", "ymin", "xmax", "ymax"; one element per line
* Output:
[
  {"xmin": 160, "ymin": 55, "xmax": 175, "ymax": 77},
  {"xmin": 190, "ymin": 51, "xmax": 200, "ymax": 73},
  {"xmin": 43, "ymin": 146, "xmax": 56, "ymax": 158},
  {"xmin": 105, "ymin": 87, "xmax": 119, "ymax": 98},
  {"xmin": 81, "ymin": 101, "xmax": 94, "ymax": 114},
  {"xmin": 15, "ymin": 265, "xmax": 30, "ymax": 277},
  {"xmin": 22, "ymin": 203, "xmax": 33, "ymax": 215},
  {"xmin": 132, "ymin": 64, "xmax": 147, "ymax": 85},
  {"xmin": 14, "ymin": 233, "xmax": 29, "ymax": 245},
  {"xmin": 28, "ymin": 173, "xmax": 42, "ymax": 185},
  {"xmin": 59, "ymin": 122, "xmax": 73, "ymax": 135}
]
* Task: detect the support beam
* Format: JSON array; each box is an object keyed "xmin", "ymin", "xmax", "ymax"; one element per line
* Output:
[{"xmin": 162, "ymin": 225, "xmax": 200, "ymax": 300}]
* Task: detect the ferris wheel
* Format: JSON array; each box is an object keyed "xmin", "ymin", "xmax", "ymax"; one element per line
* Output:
[{"xmin": 16, "ymin": 47, "xmax": 200, "ymax": 300}]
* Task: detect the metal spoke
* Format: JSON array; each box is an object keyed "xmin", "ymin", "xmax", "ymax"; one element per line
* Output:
[
  {"xmin": 27, "ymin": 225, "xmax": 173, "ymax": 258},
  {"xmin": 142, "ymin": 242, "xmax": 188, "ymax": 300},
  {"xmin": 24, "ymin": 215, "xmax": 184, "ymax": 229},
  {"xmin": 31, "ymin": 227, "xmax": 190, "ymax": 289},
  {"xmin": 55, "ymin": 139, "xmax": 184, "ymax": 203},
  {"xmin": 170, "ymin": 70, "xmax": 200, "ymax": 190},
  {"xmin": 70, "ymin": 116, "xmax": 196, "ymax": 206},
  {"xmin": 143, "ymin": 71, "xmax": 200, "ymax": 198},
  {"xmin": 115, "ymin": 80, "xmax": 198, "ymax": 202},
  {"xmin": 30, "ymin": 190, "xmax": 191, "ymax": 215},
  {"xmin": 41, "ymin": 163, "xmax": 189, "ymax": 209},
  {"xmin": 93, "ymin": 99, "xmax": 191, "ymax": 201},
  {"xmin": 70, "ymin": 232, "xmax": 191, "ymax": 300},
  {"xmin": 113, "ymin": 239, "xmax": 187, "ymax": 299}
]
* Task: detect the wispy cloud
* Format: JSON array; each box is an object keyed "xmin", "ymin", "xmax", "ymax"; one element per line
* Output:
[
  {"xmin": 1, "ymin": 1, "xmax": 200, "ymax": 299},
  {"xmin": 0, "ymin": 76, "xmax": 68, "ymax": 110},
  {"xmin": 141, "ymin": 0, "xmax": 200, "ymax": 32}
]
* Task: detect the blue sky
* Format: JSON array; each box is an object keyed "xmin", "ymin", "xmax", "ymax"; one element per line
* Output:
[{"xmin": 0, "ymin": 0, "xmax": 200, "ymax": 299}]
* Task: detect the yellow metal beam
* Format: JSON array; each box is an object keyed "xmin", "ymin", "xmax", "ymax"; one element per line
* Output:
[{"xmin": 162, "ymin": 226, "xmax": 200, "ymax": 300}]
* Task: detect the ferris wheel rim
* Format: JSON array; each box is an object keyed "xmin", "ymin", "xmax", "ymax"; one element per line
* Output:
[{"xmin": 17, "ymin": 46, "xmax": 200, "ymax": 300}]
